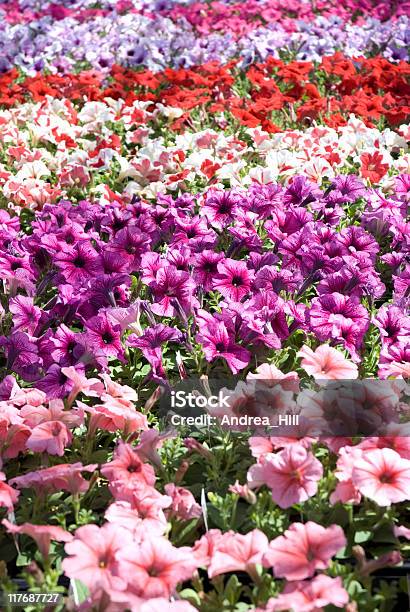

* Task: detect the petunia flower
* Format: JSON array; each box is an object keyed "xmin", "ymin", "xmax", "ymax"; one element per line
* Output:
[
  {"xmin": 352, "ymin": 448, "xmax": 410, "ymax": 506},
  {"xmin": 9, "ymin": 295, "xmax": 42, "ymax": 335},
  {"xmin": 9, "ymin": 463, "xmax": 98, "ymax": 496},
  {"xmin": 213, "ymin": 258, "xmax": 251, "ymax": 302},
  {"xmin": 84, "ymin": 313, "xmax": 125, "ymax": 361},
  {"xmin": 263, "ymin": 521, "xmax": 346, "ymax": 580},
  {"xmin": 195, "ymin": 312, "xmax": 251, "ymax": 374},
  {"xmin": 62, "ymin": 523, "xmax": 128, "ymax": 595},
  {"xmin": 117, "ymin": 534, "xmax": 197, "ymax": 598},
  {"xmin": 297, "ymin": 344, "xmax": 358, "ymax": 380},
  {"xmin": 193, "ymin": 250, "xmax": 224, "ymax": 292},
  {"xmin": 260, "ymin": 575, "xmax": 349, "ymax": 612},
  {"xmin": 308, "ymin": 292, "xmax": 369, "ymax": 354},
  {"xmin": 26, "ymin": 420, "xmax": 72, "ymax": 456},
  {"xmin": 128, "ymin": 324, "xmax": 182, "ymax": 381},
  {"xmin": 101, "ymin": 441, "xmax": 156, "ymax": 495},
  {"xmin": 247, "ymin": 445, "xmax": 323, "ymax": 508},
  {"xmin": 55, "ymin": 242, "xmax": 102, "ymax": 286},
  {"xmin": 208, "ymin": 529, "xmax": 269, "ymax": 579},
  {"xmin": 202, "ymin": 189, "xmax": 240, "ymax": 229},
  {"xmin": 164, "ymin": 483, "xmax": 202, "ymax": 520},
  {"xmin": 0, "ymin": 472, "xmax": 19, "ymax": 511},
  {"xmin": 149, "ymin": 265, "xmax": 198, "ymax": 318},
  {"xmin": 3, "ymin": 519, "xmax": 73, "ymax": 560}
]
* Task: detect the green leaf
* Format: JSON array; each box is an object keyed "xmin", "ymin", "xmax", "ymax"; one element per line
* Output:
[
  {"xmin": 16, "ymin": 553, "xmax": 30, "ymax": 567},
  {"xmin": 354, "ymin": 530, "xmax": 373, "ymax": 543},
  {"xmin": 179, "ymin": 588, "xmax": 201, "ymax": 607}
]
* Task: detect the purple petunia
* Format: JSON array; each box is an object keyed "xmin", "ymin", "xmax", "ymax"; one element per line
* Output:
[{"xmin": 213, "ymin": 259, "xmax": 252, "ymax": 302}]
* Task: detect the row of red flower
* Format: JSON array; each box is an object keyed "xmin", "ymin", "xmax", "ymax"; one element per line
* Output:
[{"xmin": 0, "ymin": 54, "xmax": 408, "ymax": 131}]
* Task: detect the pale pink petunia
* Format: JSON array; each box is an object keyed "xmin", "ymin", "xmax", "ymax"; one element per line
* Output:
[
  {"xmin": 165, "ymin": 484, "xmax": 202, "ymax": 520},
  {"xmin": 62, "ymin": 523, "xmax": 128, "ymax": 594},
  {"xmin": 298, "ymin": 344, "xmax": 358, "ymax": 380},
  {"xmin": 208, "ymin": 529, "xmax": 269, "ymax": 578},
  {"xmin": 262, "ymin": 575, "xmax": 349, "ymax": 611},
  {"xmin": 248, "ymin": 436, "xmax": 275, "ymax": 459},
  {"xmin": 357, "ymin": 434, "xmax": 410, "ymax": 460},
  {"xmin": 330, "ymin": 480, "xmax": 362, "ymax": 505},
  {"xmin": 192, "ymin": 529, "xmax": 223, "ymax": 568},
  {"xmin": 100, "ymin": 372, "xmax": 138, "ymax": 404},
  {"xmin": 117, "ymin": 535, "xmax": 196, "ymax": 598},
  {"xmin": 263, "ymin": 522, "xmax": 346, "ymax": 580},
  {"xmin": 135, "ymin": 428, "xmax": 174, "ymax": 468},
  {"xmin": 84, "ymin": 400, "xmax": 148, "ymax": 436},
  {"xmin": 330, "ymin": 445, "xmax": 363, "ymax": 505},
  {"xmin": 247, "ymin": 363, "xmax": 300, "ymax": 392},
  {"xmin": 105, "ymin": 485, "xmax": 172, "ymax": 537},
  {"xmin": 9, "ymin": 387, "xmax": 46, "ymax": 407},
  {"xmin": 0, "ymin": 472, "xmax": 19, "ymax": 511},
  {"xmin": 100, "ymin": 441, "xmax": 156, "ymax": 495},
  {"xmin": 61, "ymin": 366, "xmax": 104, "ymax": 405},
  {"xmin": 248, "ymin": 435, "xmax": 313, "ymax": 460},
  {"xmin": 352, "ymin": 448, "xmax": 410, "ymax": 506},
  {"xmin": 394, "ymin": 525, "xmax": 410, "ymax": 540},
  {"xmin": 20, "ymin": 398, "xmax": 83, "ymax": 429},
  {"xmin": 2, "ymin": 519, "xmax": 73, "ymax": 559},
  {"xmin": 247, "ymin": 445, "xmax": 323, "ymax": 508},
  {"xmin": 26, "ymin": 420, "xmax": 72, "ymax": 456},
  {"xmin": 229, "ymin": 481, "xmax": 257, "ymax": 504}
]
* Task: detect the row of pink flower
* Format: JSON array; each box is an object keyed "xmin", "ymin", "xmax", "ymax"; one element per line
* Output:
[
  {"xmin": 2, "ymin": 361, "xmax": 410, "ymax": 609},
  {"xmin": 2, "ymin": 0, "xmax": 406, "ymax": 29}
]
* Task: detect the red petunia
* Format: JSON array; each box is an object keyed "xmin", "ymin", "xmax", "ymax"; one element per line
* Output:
[{"xmin": 360, "ymin": 151, "xmax": 389, "ymax": 183}]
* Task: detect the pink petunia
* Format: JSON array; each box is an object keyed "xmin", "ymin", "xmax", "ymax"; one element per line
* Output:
[
  {"xmin": 394, "ymin": 525, "xmax": 410, "ymax": 540},
  {"xmin": 61, "ymin": 366, "xmax": 104, "ymax": 405},
  {"xmin": 297, "ymin": 344, "xmax": 358, "ymax": 380},
  {"xmin": 100, "ymin": 441, "xmax": 156, "ymax": 496},
  {"xmin": 117, "ymin": 535, "xmax": 196, "ymax": 598},
  {"xmin": 105, "ymin": 486, "xmax": 171, "ymax": 536},
  {"xmin": 83, "ymin": 400, "xmax": 148, "ymax": 436},
  {"xmin": 62, "ymin": 523, "xmax": 128, "ymax": 594},
  {"xmin": 352, "ymin": 448, "xmax": 410, "ymax": 506},
  {"xmin": 247, "ymin": 445, "xmax": 323, "ymax": 508},
  {"xmin": 105, "ymin": 500, "xmax": 166, "ymax": 538},
  {"xmin": 330, "ymin": 445, "xmax": 363, "ymax": 505},
  {"xmin": 164, "ymin": 484, "xmax": 202, "ymax": 521},
  {"xmin": 3, "ymin": 519, "xmax": 73, "ymax": 560},
  {"xmin": 135, "ymin": 429, "xmax": 174, "ymax": 468},
  {"xmin": 9, "ymin": 463, "xmax": 97, "ymax": 496},
  {"xmin": 261, "ymin": 575, "xmax": 349, "ymax": 611},
  {"xmin": 263, "ymin": 521, "xmax": 346, "ymax": 580},
  {"xmin": 229, "ymin": 481, "xmax": 257, "ymax": 504},
  {"xmin": 208, "ymin": 529, "xmax": 269, "ymax": 578},
  {"xmin": 0, "ymin": 472, "xmax": 19, "ymax": 511},
  {"xmin": 26, "ymin": 420, "xmax": 72, "ymax": 456},
  {"xmin": 192, "ymin": 529, "xmax": 223, "ymax": 568},
  {"xmin": 247, "ymin": 362, "xmax": 300, "ymax": 392}
]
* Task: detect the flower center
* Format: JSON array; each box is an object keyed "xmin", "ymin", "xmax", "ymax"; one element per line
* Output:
[
  {"xmin": 73, "ymin": 256, "xmax": 85, "ymax": 268},
  {"xmin": 127, "ymin": 463, "xmax": 141, "ymax": 473}
]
